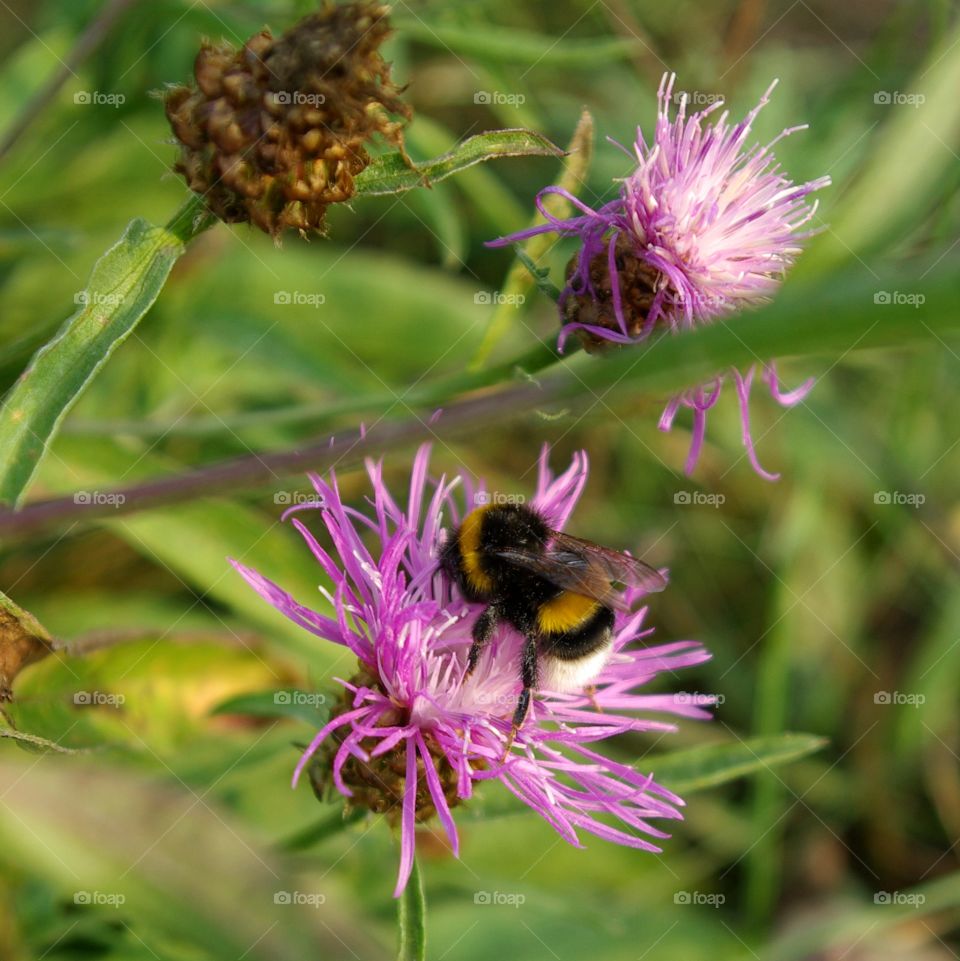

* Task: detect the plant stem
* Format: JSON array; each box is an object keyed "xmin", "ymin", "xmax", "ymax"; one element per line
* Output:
[
  {"xmin": 397, "ymin": 855, "xmax": 426, "ymax": 961},
  {"xmin": 0, "ymin": 376, "xmax": 561, "ymax": 543},
  {"xmin": 469, "ymin": 109, "xmax": 594, "ymax": 370}
]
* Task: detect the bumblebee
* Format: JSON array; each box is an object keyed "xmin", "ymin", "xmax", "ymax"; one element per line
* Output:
[{"xmin": 440, "ymin": 502, "xmax": 666, "ymax": 746}]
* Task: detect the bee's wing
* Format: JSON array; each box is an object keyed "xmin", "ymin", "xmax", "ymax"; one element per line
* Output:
[{"xmin": 492, "ymin": 531, "xmax": 666, "ymax": 613}]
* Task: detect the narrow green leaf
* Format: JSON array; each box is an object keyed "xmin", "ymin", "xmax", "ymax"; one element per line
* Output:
[
  {"xmin": 649, "ymin": 734, "xmax": 828, "ymax": 795},
  {"xmin": 800, "ymin": 17, "xmax": 960, "ymax": 274},
  {"xmin": 569, "ymin": 259, "xmax": 960, "ymax": 400},
  {"xmin": 394, "ymin": 18, "xmax": 641, "ymax": 66},
  {"xmin": 354, "ymin": 129, "xmax": 562, "ymax": 197},
  {"xmin": 397, "ymin": 855, "xmax": 427, "ymax": 961},
  {"xmin": 0, "ymin": 197, "xmax": 211, "ymax": 506},
  {"xmin": 211, "ymin": 689, "xmax": 331, "ymax": 728}
]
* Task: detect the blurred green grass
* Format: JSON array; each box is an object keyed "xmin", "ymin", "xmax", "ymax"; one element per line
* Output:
[{"xmin": 1, "ymin": 0, "xmax": 959, "ymax": 959}]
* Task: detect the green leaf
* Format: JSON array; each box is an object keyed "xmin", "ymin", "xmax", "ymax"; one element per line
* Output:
[
  {"xmin": 397, "ymin": 855, "xmax": 427, "ymax": 961},
  {"xmin": 394, "ymin": 18, "xmax": 642, "ymax": 66},
  {"xmin": 354, "ymin": 129, "xmax": 562, "ymax": 197},
  {"xmin": 567, "ymin": 259, "xmax": 960, "ymax": 401},
  {"xmin": 39, "ymin": 435, "xmax": 337, "ymax": 662},
  {"xmin": 650, "ymin": 734, "xmax": 828, "ymax": 794},
  {"xmin": 211, "ymin": 689, "xmax": 331, "ymax": 728},
  {"xmin": 0, "ymin": 197, "xmax": 211, "ymax": 506},
  {"xmin": 800, "ymin": 17, "xmax": 960, "ymax": 274}
]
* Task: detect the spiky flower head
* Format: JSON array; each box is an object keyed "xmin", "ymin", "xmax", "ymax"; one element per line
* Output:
[
  {"xmin": 491, "ymin": 73, "xmax": 830, "ymax": 479},
  {"xmin": 164, "ymin": 1, "xmax": 410, "ymax": 238},
  {"xmin": 231, "ymin": 447, "xmax": 713, "ymax": 895}
]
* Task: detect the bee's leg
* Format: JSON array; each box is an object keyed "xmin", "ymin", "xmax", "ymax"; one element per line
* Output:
[
  {"xmin": 583, "ymin": 683, "xmax": 604, "ymax": 713},
  {"xmin": 465, "ymin": 605, "xmax": 499, "ymax": 677},
  {"xmin": 502, "ymin": 636, "xmax": 538, "ymax": 759}
]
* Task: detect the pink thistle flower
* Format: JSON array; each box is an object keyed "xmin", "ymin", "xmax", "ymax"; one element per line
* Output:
[
  {"xmin": 490, "ymin": 73, "xmax": 831, "ymax": 480},
  {"xmin": 231, "ymin": 446, "xmax": 713, "ymax": 895}
]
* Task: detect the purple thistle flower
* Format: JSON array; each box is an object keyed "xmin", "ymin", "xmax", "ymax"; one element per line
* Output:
[
  {"xmin": 231, "ymin": 446, "xmax": 713, "ymax": 896},
  {"xmin": 489, "ymin": 73, "xmax": 831, "ymax": 480}
]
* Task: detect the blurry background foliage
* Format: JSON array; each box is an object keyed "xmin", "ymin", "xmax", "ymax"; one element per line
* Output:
[{"xmin": 1, "ymin": 0, "xmax": 959, "ymax": 959}]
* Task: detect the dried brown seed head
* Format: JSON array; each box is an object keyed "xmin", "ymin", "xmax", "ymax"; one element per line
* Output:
[{"xmin": 164, "ymin": 2, "xmax": 411, "ymax": 238}]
